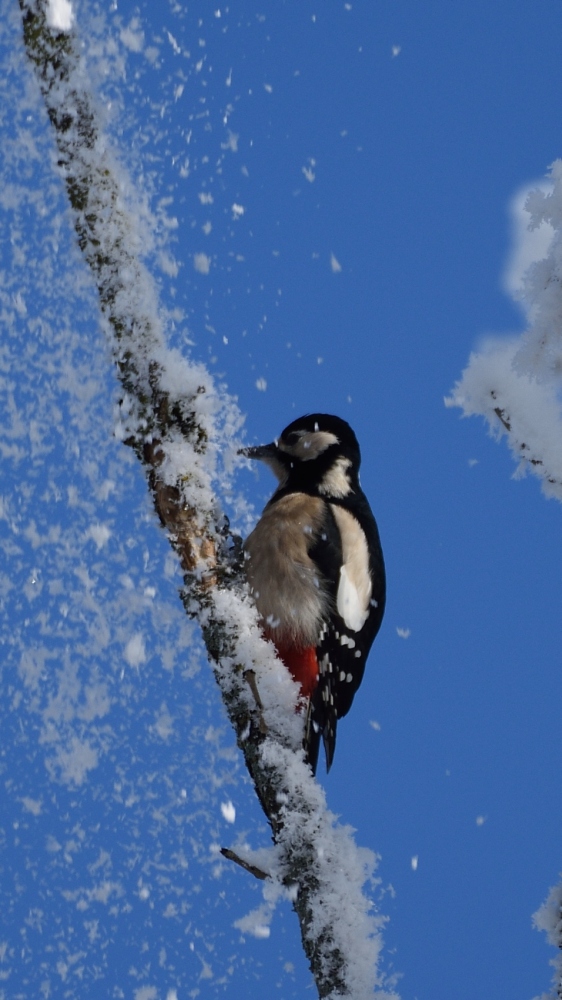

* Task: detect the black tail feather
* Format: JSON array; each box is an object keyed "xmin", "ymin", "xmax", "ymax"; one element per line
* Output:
[
  {"xmin": 304, "ymin": 698, "xmax": 336, "ymax": 775},
  {"xmin": 304, "ymin": 700, "xmax": 321, "ymax": 775}
]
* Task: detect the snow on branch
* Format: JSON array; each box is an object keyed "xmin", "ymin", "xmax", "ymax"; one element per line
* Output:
[
  {"xmin": 446, "ymin": 338, "xmax": 562, "ymax": 499},
  {"xmin": 446, "ymin": 161, "xmax": 562, "ymax": 501},
  {"xmin": 17, "ymin": 2, "xmax": 395, "ymax": 996},
  {"xmin": 533, "ymin": 882, "xmax": 562, "ymax": 999},
  {"xmin": 448, "ymin": 166, "xmax": 562, "ymax": 995}
]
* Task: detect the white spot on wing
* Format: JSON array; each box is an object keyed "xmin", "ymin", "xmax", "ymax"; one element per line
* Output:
[{"xmin": 331, "ymin": 506, "xmax": 371, "ymax": 631}]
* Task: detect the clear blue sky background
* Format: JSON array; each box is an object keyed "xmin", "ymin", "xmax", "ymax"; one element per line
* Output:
[{"xmin": 2, "ymin": 1, "xmax": 562, "ymax": 998}]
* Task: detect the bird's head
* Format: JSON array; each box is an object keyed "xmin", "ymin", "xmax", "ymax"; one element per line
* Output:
[{"xmin": 240, "ymin": 413, "xmax": 361, "ymax": 498}]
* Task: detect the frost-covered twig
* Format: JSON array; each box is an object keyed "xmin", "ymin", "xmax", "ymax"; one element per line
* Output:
[
  {"xmin": 17, "ymin": 2, "xmax": 393, "ymax": 997},
  {"xmin": 533, "ymin": 882, "xmax": 562, "ymax": 999},
  {"xmin": 445, "ymin": 338, "xmax": 562, "ymax": 500},
  {"xmin": 447, "ymin": 161, "xmax": 562, "ymax": 502},
  {"xmin": 220, "ymin": 848, "xmax": 269, "ymax": 881},
  {"xmin": 447, "ymin": 167, "xmax": 562, "ymax": 995}
]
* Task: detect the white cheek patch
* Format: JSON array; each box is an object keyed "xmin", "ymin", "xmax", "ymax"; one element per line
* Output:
[
  {"xmin": 330, "ymin": 505, "xmax": 372, "ymax": 633},
  {"xmin": 279, "ymin": 429, "xmax": 339, "ymax": 461}
]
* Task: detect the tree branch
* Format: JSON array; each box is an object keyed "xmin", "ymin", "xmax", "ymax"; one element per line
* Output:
[
  {"xmin": 446, "ymin": 346, "xmax": 562, "ymax": 501},
  {"xmin": 17, "ymin": 4, "xmax": 390, "ymax": 997},
  {"xmin": 220, "ymin": 848, "xmax": 269, "ymax": 881}
]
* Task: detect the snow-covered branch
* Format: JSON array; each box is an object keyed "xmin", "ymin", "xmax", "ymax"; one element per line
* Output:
[
  {"xmin": 534, "ymin": 883, "xmax": 562, "ymax": 1000},
  {"xmin": 448, "ymin": 166, "xmax": 562, "ymax": 995},
  {"xmin": 445, "ymin": 337, "xmax": 562, "ymax": 499},
  {"xmin": 447, "ymin": 161, "xmax": 562, "ymax": 501},
  {"xmin": 17, "ymin": 2, "xmax": 393, "ymax": 996}
]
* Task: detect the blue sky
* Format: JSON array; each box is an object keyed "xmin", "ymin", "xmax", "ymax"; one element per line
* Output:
[{"xmin": 2, "ymin": 0, "xmax": 562, "ymax": 997}]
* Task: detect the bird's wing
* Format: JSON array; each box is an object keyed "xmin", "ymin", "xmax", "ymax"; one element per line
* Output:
[{"xmin": 307, "ymin": 501, "xmax": 384, "ymax": 770}]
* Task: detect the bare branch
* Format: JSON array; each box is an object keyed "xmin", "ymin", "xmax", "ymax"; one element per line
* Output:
[
  {"xmin": 492, "ymin": 404, "xmax": 511, "ymax": 432},
  {"xmin": 220, "ymin": 848, "xmax": 269, "ymax": 881}
]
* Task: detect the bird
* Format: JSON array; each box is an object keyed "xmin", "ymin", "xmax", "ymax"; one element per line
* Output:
[{"xmin": 241, "ymin": 413, "xmax": 385, "ymax": 774}]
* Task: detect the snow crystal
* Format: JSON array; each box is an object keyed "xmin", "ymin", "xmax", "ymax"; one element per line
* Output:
[
  {"xmin": 153, "ymin": 704, "xmax": 174, "ymax": 740},
  {"xmin": 20, "ymin": 796, "xmax": 42, "ymax": 815},
  {"xmin": 49, "ymin": 736, "xmax": 99, "ymax": 786},
  {"xmin": 134, "ymin": 988, "xmax": 158, "ymax": 1000},
  {"xmin": 221, "ymin": 800, "xmax": 236, "ymax": 823},
  {"xmin": 124, "ymin": 632, "xmax": 146, "ymax": 667},
  {"xmin": 235, "ymin": 910, "xmax": 272, "ymax": 938},
  {"xmin": 221, "ymin": 130, "xmax": 239, "ymax": 152},
  {"xmin": 46, "ymin": 0, "xmax": 74, "ymax": 32},
  {"xmin": 302, "ymin": 158, "xmax": 316, "ymax": 182},
  {"xmin": 88, "ymin": 523, "xmax": 111, "ymax": 550},
  {"xmin": 193, "ymin": 251, "xmax": 211, "ymax": 274},
  {"xmin": 120, "ymin": 21, "xmax": 145, "ymax": 53}
]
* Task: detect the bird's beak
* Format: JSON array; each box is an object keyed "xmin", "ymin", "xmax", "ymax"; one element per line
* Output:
[{"xmin": 238, "ymin": 442, "xmax": 278, "ymax": 461}]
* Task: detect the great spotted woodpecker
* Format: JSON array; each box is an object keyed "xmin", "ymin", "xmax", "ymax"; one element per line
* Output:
[{"xmin": 241, "ymin": 413, "xmax": 385, "ymax": 774}]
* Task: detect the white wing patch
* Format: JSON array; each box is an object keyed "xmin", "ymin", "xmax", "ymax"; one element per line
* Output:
[{"xmin": 330, "ymin": 505, "xmax": 372, "ymax": 632}]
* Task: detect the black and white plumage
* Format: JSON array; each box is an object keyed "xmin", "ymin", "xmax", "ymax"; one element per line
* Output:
[{"xmin": 241, "ymin": 413, "xmax": 385, "ymax": 774}]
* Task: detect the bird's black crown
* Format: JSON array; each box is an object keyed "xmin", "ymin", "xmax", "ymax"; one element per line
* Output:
[{"xmin": 279, "ymin": 413, "xmax": 360, "ymax": 464}]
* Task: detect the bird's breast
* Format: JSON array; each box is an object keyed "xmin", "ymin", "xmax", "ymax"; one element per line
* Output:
[{"xmin": 244, "ymin": 493, "xmax": 331, "ymax": 648}]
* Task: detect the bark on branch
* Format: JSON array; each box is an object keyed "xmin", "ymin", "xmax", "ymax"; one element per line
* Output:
[{"xmin": 17, "ymin": 4, "xmax": 388, "ymax": 997}]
